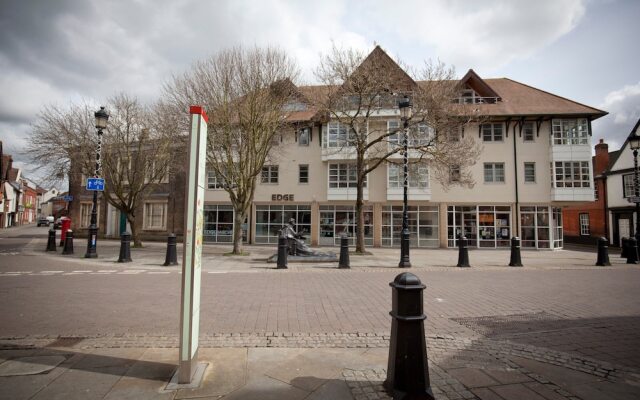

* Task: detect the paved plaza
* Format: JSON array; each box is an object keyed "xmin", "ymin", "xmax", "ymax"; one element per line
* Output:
[{"xmin": 1, "ymin": 225, "xmax": 639, "ymax": 399}]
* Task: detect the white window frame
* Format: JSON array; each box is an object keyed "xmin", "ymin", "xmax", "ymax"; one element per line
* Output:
[
  {"xmin": 450, "ymin": 165, "xmax": 461, "ymax": 182},
  {"xmin": 524, "ymin": 162, "xmax": 536, "ymax": 183},
  {"xmin": 207, "ymin": 170, "xmax": 226, "ymax": 189},
  {"xmin": 481, "ymin": 123, "xmax": 504, "ymax": 142},
  {"xmin": 552, "ymin": 119, "xmax": 589, "ymax": 145},
  {"xmin": 326, "ymin": 121, "xmax": 356, "ymax": 148},
  {"xmin": 523, "ymin": 122, "xmax": 535, "ymax": 142},
  {"xmin": 553, "ymin": 161, "xmax": 590, "ymax": 188},
  {"xmin": 143, "ymin": 201, "xmax": 167, "ymax": 230},
  {"xmin": 579, "ymin": 213, "xmax": 590, "ymax": 236},
  {"xmin": 329, "ymin": 163, "xmax": 364, "ymax": 188},
  {"xmin": 261, "ymin": 165, "xmax": 279, "ymax": 184},
  {"xmin": 388, "ymin": 164, "xmax": 429, "ymax": 188},
  {"xmin": 623, "ymin": 174, "xmax": 637, "ymax": 198},
  {"xmin": 298, "ymin": 127, "xmax": 310, "ymax": 146},
  {"xmin": 484, "ymin": 162, "xmax": 505, "ymax": 183},
  {"xmin": 299, "ymin": 164, "xmax": 309, "ymax": 184},
  {"xmin": 79, "ymin": 202, "xmax": 100, "ymax": 229},
  {"xmin": 388, "ymin": 120, "xmax": 433, "ymax": 149}
]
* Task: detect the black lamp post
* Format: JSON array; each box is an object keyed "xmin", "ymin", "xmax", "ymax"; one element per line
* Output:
[
  {"xmin": 398, "ymin": 95, "xmax": 412, "ymax": 268},
  {"xmin": 85, "ymin": 106, "xmax": 109, "ymax": 258},
  {"xmin": 629, "ymin": 134, "xmax": 640, "ymax": 241}
]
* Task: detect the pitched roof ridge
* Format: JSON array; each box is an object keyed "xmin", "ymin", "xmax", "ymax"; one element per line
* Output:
[{"xmin": 499, "ymin": 77, "xmax": 607, "ymax": 116}]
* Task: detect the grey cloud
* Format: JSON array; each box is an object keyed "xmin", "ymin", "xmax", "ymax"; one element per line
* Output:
[{"xmin": 592, "ymin": 82, "xmax": 640, "ymax": 150}]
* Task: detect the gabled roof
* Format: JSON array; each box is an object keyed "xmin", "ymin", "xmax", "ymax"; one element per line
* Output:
[
  {"xmin": 344, "ymin": 45, "xmax": 416, "ymax": 93},
  {"xmin": 608, "ymin": 118, "xmax": 640, "ymax": 169},
  {"xmin": 462, "ymin": 78, "xmax": 607, "ymax": 118},
  {"xmin": 459, "ymin": 69, "xmax": 501, "ymax": 99},
  {"xmin": 8, "ymin": 167, "xmax": 19, "ymax": 182}
]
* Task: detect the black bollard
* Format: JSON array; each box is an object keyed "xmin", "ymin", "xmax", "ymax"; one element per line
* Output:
[
  {"xmin": 627, "ymin": 237, "xmax": 639, "ymax": 264},
  {"xmin": 508, "ymin": 236, "xmax": 523, "ymax": 267},
  {"xmin": 117, "ymin": 232, "xmax": 132, "ymax": 263},
  {"xmin": 338, "ymin": 232, "xmax": 350, "ymax": 269},
  {"xmin": 62, "ymin": 230, "xmax": 74, "ymax": 255},
  {"xmin": 276, "ymin": 231, "xmax": 288, "ymax": 269},
  {"xmin": 621, "ymin": 237, "xmax": 628, "ymax": 258},
  {"xmin": 385, "ymin": 273, "xmax": 434, "ymax": 400},
  {"xmin": 163, "ymin": 233, "xmax": 178, "ymax": 266},
  {"xmin": 46, "ymin": 228, "xmax": 57, "ymax": 252},
  {"xmin": 595, "ymin": 237, "xmax": 611, "ymax": 266},
  {"xmin": 456, "ymin": 235, "xmax": 470, "ymax": 268}
]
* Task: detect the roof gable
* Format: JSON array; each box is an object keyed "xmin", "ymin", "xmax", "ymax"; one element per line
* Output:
[
  {"xmin": 344, "ymin": 45, "xmax": 416, "ymax": 93},
  {"xmin": 459, "ymin": 69, "xmax": 501, "ymax": 100}
]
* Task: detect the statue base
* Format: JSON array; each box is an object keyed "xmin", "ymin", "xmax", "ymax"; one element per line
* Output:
[{"xmin": 267, "ymin": 253, "xmax": 338, "ymax": 263}]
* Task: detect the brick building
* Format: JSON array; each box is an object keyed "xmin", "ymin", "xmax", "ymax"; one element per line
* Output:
[{"xmin": 562, "ymin": 139, "xmax": 617, "ymax": 244}]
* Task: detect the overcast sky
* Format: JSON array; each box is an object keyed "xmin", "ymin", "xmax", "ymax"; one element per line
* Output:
[{"xmin": 1, "ymin": 0, "xmax": 639, "ymax": 184}]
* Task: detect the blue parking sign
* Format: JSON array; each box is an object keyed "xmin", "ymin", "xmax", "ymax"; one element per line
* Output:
[{"xmin": 86, "ymin": 178, "xmax": 105, "ymax": 191}]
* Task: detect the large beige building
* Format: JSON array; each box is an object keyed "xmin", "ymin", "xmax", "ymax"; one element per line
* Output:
[{"xmin": 202, "ymin": 47, "xmax": 606, "ymax": 249}]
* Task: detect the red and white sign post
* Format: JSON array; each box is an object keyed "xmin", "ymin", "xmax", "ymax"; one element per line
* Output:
[{"xmin": 176, "ymin": 105, "xmax": 208, "ymax": 384}]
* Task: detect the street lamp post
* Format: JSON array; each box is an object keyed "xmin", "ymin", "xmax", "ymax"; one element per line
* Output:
[
  {"xmin": 85, "ymin": 106, "xmax": 109, "ymax": 258},
  {"xmin": 398, "ymin": 95, "xmax": 412, "ymax": 268},
  {"xmin": 629, "ymin": 134, "xmax": 640, "ymax": 241}
]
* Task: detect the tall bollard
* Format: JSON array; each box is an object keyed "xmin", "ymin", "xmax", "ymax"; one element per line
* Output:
[
  {"xmin": 163, "ymin": 233, "xmax": 178, "ymax": 266},
  {"xmin": 457, "ymin": 235, "xmax": 470, "ymax": 268},
  {"xmin": 338, "ymin": 232, "xmax": 350, "ymax": 269},
  {"xmin": 595, "ymin": 237, "xmax": 611, "ymax": 266},
  {"xmin": 46, "ymin": 228, "xmax": 57, "ymax": 252},
  {"xmin": 276, "ymin": 230, "xmax": 288, "ymax": 269},
  {"xmin": 508, "ymin": 236, "xmax": 523, "ymax": 267},
  {"xmin": 385, "ymin": 273, "xmax": 434, "ymax": 400},
  {"xmin": 62, "ymin": 230, "xmax": 74, "ymax": 255},
  {"xmin": 621, "ymin": 237, "xmax": 629, "ymax": 258},
  {"xmin": 627, "ymin": 237, "xmax": 639, "ymax": 264},
  {"xmin": 118, "ymin": 232, "xmax": 132, "ymax": 263}
]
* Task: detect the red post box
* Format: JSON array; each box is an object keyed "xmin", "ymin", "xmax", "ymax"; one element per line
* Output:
[{"xmin": 60, "ymin": 217, "xmax": 72, "ymax": 244}]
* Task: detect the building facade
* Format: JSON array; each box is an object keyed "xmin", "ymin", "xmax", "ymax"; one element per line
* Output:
[
  {"xmin": 65, "ymin": 47, "xmax": 607, "ymax": 248},
  {"xmin": 202, "ymin": 47, "xmax": 606, "ymax": 249},
  {"xmin": 605, "ymin": 119, "xmax": 640, "ymax": 247}
]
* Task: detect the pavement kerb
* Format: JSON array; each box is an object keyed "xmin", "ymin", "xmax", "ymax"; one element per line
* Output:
[{"xmin": 2, "ymin": 333, "xmax": 638, "ymax": 385}]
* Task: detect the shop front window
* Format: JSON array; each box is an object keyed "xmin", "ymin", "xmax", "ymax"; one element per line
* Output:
[
  {"xmin": 203, "ymin": 204, "xmax": 238, "ymax": 243},
  {"xmin": 520, "ymin": 206, "xmax": 561, "ymax": 249},
  {"xmin": 319, "ymin": 205, "xmax": 373, "ymax": 246},
  {"xmin": 255, "ymin": 205, "xmax": 311, "ymax": 244},
  {"xmin": 382, "ymin": 206, "xmax": 438, "ymax": 248},
  {"xmin": 447, "ymin": 205, "xmax": 511, "ymax": 248}
]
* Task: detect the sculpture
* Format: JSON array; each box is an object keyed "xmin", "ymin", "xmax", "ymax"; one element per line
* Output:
[{"xmin": 282, "ymin": 218, "xmax": 333, "ymax": 256}]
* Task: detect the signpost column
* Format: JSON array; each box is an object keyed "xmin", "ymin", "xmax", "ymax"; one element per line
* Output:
[{"xmin": 177, "ymin": 105, "xmax": 208, "ymax": 384}]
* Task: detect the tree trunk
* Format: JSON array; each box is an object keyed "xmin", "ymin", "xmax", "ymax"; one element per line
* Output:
[
  {"xmin": 128, "ymin": 215, "xmax": 142, "ymax": 247},
  {"xmin": 355, "ymin": 175, "xmax": 365, "ymax": 253},
  {"xmin": 232, "ymin": 207, "xmax": 245, "ymax": 254}
]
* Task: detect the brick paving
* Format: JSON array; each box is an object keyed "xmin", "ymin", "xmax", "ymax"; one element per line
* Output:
[{"xmin": 2, "ymin": 226, "xmax": 640, "ymax": 398}]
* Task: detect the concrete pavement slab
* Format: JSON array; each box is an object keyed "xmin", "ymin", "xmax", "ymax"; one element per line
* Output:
[
  {"xmin": 175, "ymin": 348, "xmax": 247, "ymax": 399},
  {"xmin": 306, "ymin": 378, "xmax": 354, "ymax": 400},
  {"xmin": 0, "ymin": 353, "xmax": 84, "ymax": 400},
  {"xmin": 446, "ymin": 368, "xmax": 500, "ymax": 388},
  {"xmin": 0, "ymin": 355, "xmax": 66, "ymax": 376},
  {"xmin": 490, "ymin": 383, "xmax": 550, "ymax": 400},
  {"xmin": 222, "ymin": 375, "xmax": 310, "ymax": 400}
]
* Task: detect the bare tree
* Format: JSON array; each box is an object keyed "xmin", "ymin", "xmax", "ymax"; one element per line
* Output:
[
  {"xmin": 27, "ymin": 93, "xmax": 179, "ymax": 247},
  {"xmin": 100, "ymin": 94, "xmax": 178, "ymax": 247},
  {"xmin": 162, "ymin": 46, "xmax": 299, "ymax": 254},
  {"xmin": 315, "ymin": 45, "xmax": 482, "ymax": 253}
]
